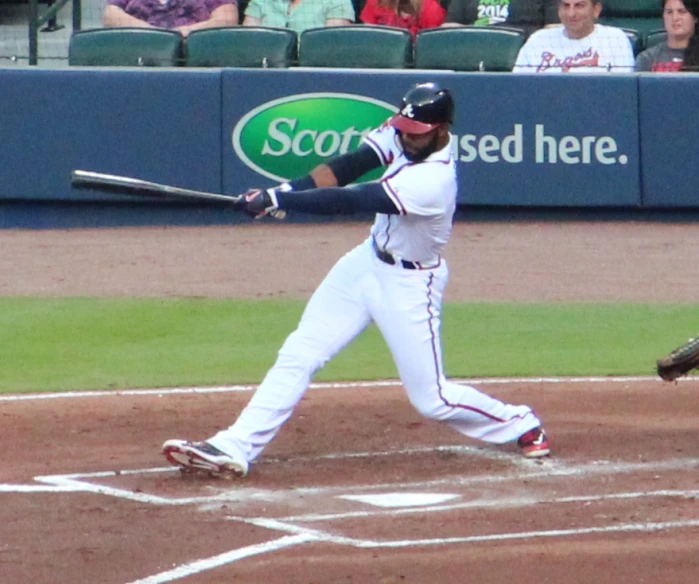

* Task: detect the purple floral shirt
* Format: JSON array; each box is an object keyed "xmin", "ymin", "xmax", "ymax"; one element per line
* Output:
[{"xmin": 108, "ymin": 0, "xmax": 235, "ymax": 28}]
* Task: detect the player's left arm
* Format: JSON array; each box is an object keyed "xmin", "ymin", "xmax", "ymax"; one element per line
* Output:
[
  {"xmin": 253, "ymin": 183, "xmax": 401, "ymax": 216},
  {"xmin": 244, "ymin": 161, "xmax": 451, "ymax": 218}
]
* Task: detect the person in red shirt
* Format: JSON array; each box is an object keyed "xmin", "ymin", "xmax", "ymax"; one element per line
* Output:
[{"xmin": 360, "ymin": 0, "xmax": 446, "ymax": 38}]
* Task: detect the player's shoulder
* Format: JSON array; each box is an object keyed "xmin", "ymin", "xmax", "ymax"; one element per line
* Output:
[
  {"xmin": 374, "ymin": 118, "xmax": 398, "ymax": 135},
  {"xmin": 364, "ymin": 121, "xmax": 399, "ymax": 162},
  {"xmin": 403, "ymin": 145, "xmax": 456, "ymax": 185}
]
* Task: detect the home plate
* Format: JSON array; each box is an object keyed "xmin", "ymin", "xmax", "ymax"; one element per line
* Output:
[{"xmin": 339, "ymin": 492, "xmax": 460, "ymax": 508}]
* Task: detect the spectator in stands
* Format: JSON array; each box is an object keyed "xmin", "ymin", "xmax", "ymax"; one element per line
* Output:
[
  {"xmin": 512, "ymin": 0, "xmax": 635, "ymax": 73},
  {"xmin": 636, "ymin": 0, "xmax": 697, "ymax": 71},
  {"xmin": 441, "ymin": 0, "xmax": 559, "ymax": 36},
  {"xmin": 242, "ymin": 0, "xmax": 355, "ymax": 33},
  {"xmin": 504, "ymin": 0, "xmax": 560, "ymax": 36},
  {"xmin": 680, "ymin": 0, "xmax": 699, "ymax": 70},
  {"xmin": 440, "ymin": 0, "xmax": 476, "ymax": 27},
  {"xmin": 360, "ymin": 0, "xmax": 446, "ymax": 37},
  {"xmin": 103, "ymin": 0, "xmax": 238, "ymax": 37}
]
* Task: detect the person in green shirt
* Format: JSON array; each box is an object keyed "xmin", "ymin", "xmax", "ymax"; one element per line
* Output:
[{"xmin": 242, "ymin": 0, "xmax": 355, "ymax": 33}]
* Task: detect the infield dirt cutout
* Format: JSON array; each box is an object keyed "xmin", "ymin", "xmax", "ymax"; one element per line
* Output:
[{"xmin": 1, "ymin": 221, "xmax": 699, "ymax": 584}]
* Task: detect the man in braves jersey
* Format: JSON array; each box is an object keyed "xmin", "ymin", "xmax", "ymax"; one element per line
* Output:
[
  {"xmin": 512, "ymin": 0, "xmax": 634, "ymax": 73},
  {"xmin": 163, "ymin": 82, "xmax": 550, "ymax": 479}
]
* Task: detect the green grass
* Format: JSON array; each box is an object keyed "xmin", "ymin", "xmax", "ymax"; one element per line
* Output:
[{"xmin": 0, "ymin": 298, "xmax": 697, "ymax": 393}]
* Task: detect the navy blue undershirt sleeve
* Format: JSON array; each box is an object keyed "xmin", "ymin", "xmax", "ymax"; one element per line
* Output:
[
  {"xmin": 325, "ymin": 145, "xmax": 384, "ymax": 187},
  {"xmin": 287, "ymin": 145, "xmax": 383, "ymax": 191},
  {"xmin": 275, "ymin": 182, "xmax": 400, "ymax": 215}
]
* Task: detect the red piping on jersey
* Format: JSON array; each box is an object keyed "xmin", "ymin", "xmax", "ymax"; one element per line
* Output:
[{"xmin": 381, "ymin": 180, "xmax": 408, "ymax": 215}]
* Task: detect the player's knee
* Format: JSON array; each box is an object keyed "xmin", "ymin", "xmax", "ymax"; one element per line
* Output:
[
  {"xmin": 275, "ymin": 347, "xmax": 327, "ymax": 379},
  {"xmin": 409, "ymin": 398, "xmax": 446, "ymax": 421}
]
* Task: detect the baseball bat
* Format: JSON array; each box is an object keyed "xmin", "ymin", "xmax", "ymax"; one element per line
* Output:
[{"xmin": 71, "ymin": 170, "xmax": 241, "ymax": 205}]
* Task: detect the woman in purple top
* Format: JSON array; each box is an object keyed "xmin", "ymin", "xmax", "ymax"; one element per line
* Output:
[{"xmin": 103, "ymin": 0, "xmax": 238, "ymax": 37}]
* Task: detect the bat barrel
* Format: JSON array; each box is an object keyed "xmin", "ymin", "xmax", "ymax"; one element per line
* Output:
[{"xmin": 71, "ymin": 170, "xmax": 241, "ymax": 205}]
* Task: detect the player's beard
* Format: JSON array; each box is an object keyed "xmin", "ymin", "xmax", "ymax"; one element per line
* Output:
[{"xmin": 399, "ymin": 131, "xmax": 440, "ymax": 162}]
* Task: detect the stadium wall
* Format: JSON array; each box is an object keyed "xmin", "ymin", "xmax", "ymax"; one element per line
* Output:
[{"xmin": 0, "ymin": 68, "xmax": 695, "ymax": 228}]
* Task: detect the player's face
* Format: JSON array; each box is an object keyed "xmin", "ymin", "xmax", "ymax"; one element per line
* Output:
[
  {"xmin": 664, "ymin": 0, "xmax": 696, "ymax": 46},
  {"xmin": 558, "ymin": 0, "xmax": 601, "ymax": 39},
  {"xmin": 399, "ymin": 126, "xmax": 445, "ymax": 162}
]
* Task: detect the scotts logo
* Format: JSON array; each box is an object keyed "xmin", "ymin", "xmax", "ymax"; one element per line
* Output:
[{"xmin": 232, "ymin": 93, "xmax": 397, "ymax": 182}]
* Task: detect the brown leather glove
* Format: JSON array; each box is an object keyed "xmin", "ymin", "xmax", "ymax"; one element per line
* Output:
[{"xmin": 656, "ymin": 336, "xmax": 699, "ymax": 381}]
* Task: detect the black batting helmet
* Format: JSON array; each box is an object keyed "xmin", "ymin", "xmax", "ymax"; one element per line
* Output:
[{"xmin": 389, "ymin": 82, "xmax": 454, "ymax": 134}]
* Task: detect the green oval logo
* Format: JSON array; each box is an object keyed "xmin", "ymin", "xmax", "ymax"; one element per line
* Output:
[{"xmin": 232, "ymin": 93, "xmax": 397, "ymax": 183}]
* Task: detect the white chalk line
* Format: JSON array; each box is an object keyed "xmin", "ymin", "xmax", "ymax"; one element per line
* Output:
[
  {"xmin": 0, "ymin": 375, "xmax": 667, "ymax": 402},
  {"xmin": 8, "ymin": 453, "xmax": 698, "ymax": 584},
  {"xmin": 16, "ymin": 454, "xmax": 699, "ymax": 505},
  {"xmin": 254, "ymin": 487, "xmax": 699, "ymax": 524},
  {"xmin": 123, "ymin": 484, "xmax": 699, "ymax": 584},
  {"xmin": 126, "ymin": 481, "xmax": 699, "ymax": 584},
  {"xmin": 22, "ymin": 443, "xmax": 540, "ymax": 502},
  {"xmin": 125, "ymin": 534, "xmax": 316, "ymax": 584},
  {"xmin": 243, "ymin": 516, "xmax": 699, "ymax": 548},
  {"xmin": 0, "ymin": 375, "xmax": 689, "ymax": 584}
]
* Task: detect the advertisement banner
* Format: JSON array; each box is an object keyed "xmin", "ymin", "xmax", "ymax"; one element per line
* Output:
[
  {"xmin": 222, "ymin": 70, "xmax": 640, "ymax": 207},
  {"xmin": 0, "ymin": 69, "xmax": 222, "ymax": 201},
  {"xmin": 638, "ymin": 75, "xmax": 698, "ymax": 208}
]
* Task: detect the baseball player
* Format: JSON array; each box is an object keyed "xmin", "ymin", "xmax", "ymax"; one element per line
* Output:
[{"xmin": 163, "ymin": 82, "xmax": 551, "ymax": 478}]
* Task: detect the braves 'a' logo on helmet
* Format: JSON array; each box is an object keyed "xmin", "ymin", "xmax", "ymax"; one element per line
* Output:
[{"xmin": 401, "ymin": 104, "xmax": 415, "ymax": 118}]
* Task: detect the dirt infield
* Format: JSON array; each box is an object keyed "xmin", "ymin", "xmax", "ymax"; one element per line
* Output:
[{"xmin": 2, "ymin": 221, "xmax": 699, "ymax": 584}]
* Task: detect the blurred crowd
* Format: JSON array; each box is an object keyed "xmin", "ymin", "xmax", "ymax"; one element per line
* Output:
[{"xmin": 98, "ymin": 0, "xmax": 699, "ymax": 72}]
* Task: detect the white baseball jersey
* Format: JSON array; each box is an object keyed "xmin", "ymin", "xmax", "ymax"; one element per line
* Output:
[
  {"xmin": 208, "ymin": 121, "xmax": 542, "ymax": 465},
  {"xmin": 512, "ymin": 24, "xmax": 635, "ymax": 74},
  {"xmin": 364, "ymin": 122, "xmax": 457, "ymax": 265}
]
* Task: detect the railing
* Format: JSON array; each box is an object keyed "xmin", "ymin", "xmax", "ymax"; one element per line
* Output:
[{"xmin": 27, "ymin": 0, "xmax": 81, "ymax": 64}]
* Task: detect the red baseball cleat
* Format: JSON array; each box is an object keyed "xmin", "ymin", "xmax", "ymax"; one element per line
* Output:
[{"xmin": 517, "ymin": 427, "xmax": 551, "ymax": 458}]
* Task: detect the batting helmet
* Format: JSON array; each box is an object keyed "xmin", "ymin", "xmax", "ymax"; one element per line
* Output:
[{"xmin": 389, "ymin": 82, "xmax": 454, "ymax": 135}]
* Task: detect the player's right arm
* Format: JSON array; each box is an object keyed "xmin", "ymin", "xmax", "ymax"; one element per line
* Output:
[
  {"xmin": 247, "ymin": 122, "xmax": 397, "ymax": 216},
  {"xmin": 283, "ymin": 144, "xmax": 383, "ymax": 191},
  {"xmin": 282, "ymin": 121, "xmax": 395, "ymax": 191}
]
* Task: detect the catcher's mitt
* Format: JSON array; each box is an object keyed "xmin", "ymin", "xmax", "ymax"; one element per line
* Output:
[{"xmin": 656, "ymin": 336, "xmax": 699, "ymax": 381}]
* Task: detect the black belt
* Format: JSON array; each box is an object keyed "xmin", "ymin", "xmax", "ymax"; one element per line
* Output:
[{"xmin": 372, "ymin": 237, "xmax": 418, "ymax": 270}]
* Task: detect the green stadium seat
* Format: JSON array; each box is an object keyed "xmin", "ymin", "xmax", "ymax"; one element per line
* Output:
[
  {"xmin": 298, "ymin": 25, "xmax": 412, "ymax": 69},
  {"xmin": 645, "ymin": 29, "xmax": 668, "ymax": 50},
  {"xmin": 68, "ymin": 28, "xmax": 183, "ymax": 67},
  {"xmin": 414, "ymin": 26, "xmax": 525, "ymax": 72},
  {"xmin": 185, "ymin": 27, "xmax": 298, "ymax": 68},
  {"xmin": 598, "ymin": 0, "xmax": 663, "ymax": 39}
]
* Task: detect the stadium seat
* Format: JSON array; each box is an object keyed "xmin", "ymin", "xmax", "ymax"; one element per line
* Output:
[
  {"xmin": 185, "ymin": 27, "xmax": 297, "ymax": 68},
  {"xmin": 414, "ymin": 26, "xmax": 525, "ymax": 72},
  {"xmin": 298, "ymin": 25, "xmax": 412, "ymax": 69},
  {"xmin": 598, "ymin": 0, "xmax": 663, "ymax": 39},
  {"xmin": 621, "ymin": 28, "xmax": 644, "ymax": 57},
  {"xmin": 645, "ymin": 29, "xmax": 668, "ymax": 50},
  {"xmin": 68, "ymin": 28, "xmax": 183, "ymax": 67}
]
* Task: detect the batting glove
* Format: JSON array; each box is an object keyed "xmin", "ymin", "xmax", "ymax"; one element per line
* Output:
[{"xmin": 239, "ymin": 188, "xmax": 287, "ymax": 220}]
